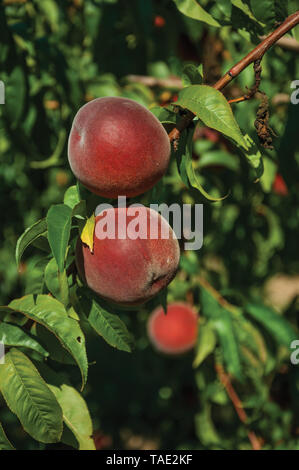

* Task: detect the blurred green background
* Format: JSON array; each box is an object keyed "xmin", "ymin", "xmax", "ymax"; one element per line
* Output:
[{"xmin": 0, "ymin": 0, "xmax": 299, "ymax": 450}]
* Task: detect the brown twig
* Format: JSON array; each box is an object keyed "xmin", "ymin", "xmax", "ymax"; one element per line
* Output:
[
  {"xmin": 260, "ymin": 35, "xmax": 299, "ymax": 53},
  {"xmin": 215, "ymin": 363, "xmax": 262, "ymax": 450},
  {"xmin": 168, "ymin": 11, "xmax": 299, "ymax": 143}
]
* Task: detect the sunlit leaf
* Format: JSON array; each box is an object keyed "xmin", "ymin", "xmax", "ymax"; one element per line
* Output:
[
  {"xmin": 175, "ymin": 86, "xmax": 248, "ymax": 149},
  {"xmin": 47, "ymin": 204, "xmax": 72, "ymax": 272},
  {"xmin": 193, "ymin": 322, "xmax": 217, "ymax": 368},
  {"xmin": 0, "ymin": 349, "xmax": 63, "ymax": 444},
  {"xmin": 173, "ymin": 0, "xmax": 220, "ymax": 27},
  {"xmin": 80, "ymin": 214, "xmax": 96, "ymax": 253},
  {"xmin": 37, "ymin": 364, "xmax": 95, "ymax": 450},
  {"xmin": 7, "ymin": 295, "xmax": 88, "ymax": 389},
  {"xmin": 0, "ymin": 322, "xmax": 48, "ymax": 357},
  {"xmin": 86, "ymin": 297, "xmax": 134, "ymax": 353}
]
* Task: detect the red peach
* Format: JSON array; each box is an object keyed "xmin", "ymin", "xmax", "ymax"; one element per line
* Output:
[
  {"xmin": 154, "ymin": 15, "xmax": 166, "ymax": 28},
  {"xmin": 147, "ymin": 302, "xmax": 198, "ymax": 354},
  {"xmin": 272, "ymin": 173, "xmax": 288, "ymax": 196},
  {"xmin": 76, "ymin": 207, "xmax": 180, "ymax": 305},
  {"xmin": 68, "ymin": 97, "xmax": 171, "ymax": 198}
]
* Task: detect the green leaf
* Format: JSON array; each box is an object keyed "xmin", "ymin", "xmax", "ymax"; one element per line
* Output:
[
  {"xmin": 24, "ymin": 258, "xmax": 48, "ymax": 295},
  {"xmin": 44, "ymin": 260, "xmax": 59, "ymax": 299},
  {"xmin": 87, "ymin": 298, "xmax": 134, "ymax": 353},
  {"xmin": 259, "ymin": 156, "xmax": 277, "ymax": 192},
  {"xmin": 175, "ymin": 129, "xmax": 190, "ymax": 188},
  {"xmin": 72, "ymin": 200, "xmax": 87, "ymax": 220},
  {"xmin": 193, "ymin": 322, "xmax": 217, "ymax": 368},
  {"xmin": 250, "ymin": 0, "xmax": 288, "ymax": 28},
  {"xmin": 52, "ymin": 383, "xmax": 95, "ymax": 449},
  {"xmin": 38, "ymin": 365, "xmax": 95, "ymax": 450},
  {"xmin": 175, "ymin": 85, "xmax": 248, "ymax": 149},
  {"xmin": 7, "ymin": 295, "xmax": 88, "ymax": 389},
  {"xmin": 150, "ymin": 106, "xmax": 178, "ymax": 124},
  {"xmin": 182, "ymin": 64, "xmax": 203, "ymax": 87},
  {"xmin": 0, "ymin": 422, "xmax": 15, "ymax": 450},
  {"xmin": 15, "ymin": 218, "xmax": 47, "ymax": 265},
  {"xmin": 176, "ymin": 128, "xmax": 228, "ymax": 201},
  {"xmin": 0, "ymin": 322, "xmax": 48, "ymax": 357},
  {"xmin": 195, "ymin": 404, "xmax": 221, "ymax": 446},
  {"xmin": 0, "ymin": 308, "xmax": 28, "ymax": 327},
  {"xmin": 246, "ymin": 303, "xmax": 297, "ymax": 347},
  {"xmin": 64, "ymin": 185, "xmax": 81, "ymax": 209},
  {"xmin": 172, "ymin": 0, "xmax": 220, "ymax": 27},
  {"xmin": 47, "ymin": 204, "xmax": 72, "ymax": 272},
  {"xmin": 44, "ymin": 258, "xmax": 69, "ymax": 306},
  {"xmin": 35, "ymin": 324, "xmax": 75, "ymax": 365},
  {"xmin": 4, "ymin": 66, "xmax": 26, "ymax": 126},
  {"xmin": 197, "ymin": 150, "xmax": 240, "ymax": 172},
  {"xmin": 63, "ymin": 186, "xmax": 86, "ymax": 220},
  {"xmin": 200, "ymin": 286, "xmax": 243, "ymax": 380},
  {"xmin": 38, "ymin": 0, "xmax": 60, "ymax": 32},
  {"xmin": 242, "ymin": 134, "xmax": 263, "ymax": 177},
  {"xmin": 232, "ymin": 0, "xmax": 263, "ymax": 23},
  {"xmin": 0, "ymin": 349, "xmax": 63, "ymax": 444}
]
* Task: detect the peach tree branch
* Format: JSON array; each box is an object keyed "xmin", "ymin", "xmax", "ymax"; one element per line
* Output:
[{"xmin": 168, "ymin": 11, "xmax": 299, "ymax": 143}]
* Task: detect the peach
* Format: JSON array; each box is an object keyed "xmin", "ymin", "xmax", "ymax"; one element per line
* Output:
[
  {"xmin": 147, "ymin": 302, "xmax": 198, "ymax": 354},
  {"xmin": 272, "ymin": 173, "xmax": 288, "ymax": 196},
  {"xmin": 68, "ymin": 97, "xmax": 171, "ymax": 198},
  {"xmin": 76, "ymin": 207, "xmax": 180, "ymax": 305}
]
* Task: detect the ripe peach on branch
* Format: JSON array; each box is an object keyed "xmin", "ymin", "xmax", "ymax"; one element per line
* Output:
[
  {"xmin": 147, "ymin": 302, "xmax": 198, "ymax": 354},
  {"xmin": 68, "ymin": 97, "xmax": 171, "ymax": 199},
  {"xmin": 76, "ymin": 207, "xmax": 180, "ymax": 306}
]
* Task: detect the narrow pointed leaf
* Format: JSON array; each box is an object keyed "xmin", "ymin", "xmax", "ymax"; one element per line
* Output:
[
  {"xmin": 38, "ymin": 365, "xmax": 95, "ymax": 450},
  {"xmin": 193, "ymin": 322, "xmax": 217, "ymax": 368},
  {"xmin": 47, "ymin": 204, "xmax": 72, "ymax": 272},
  {"xmin": 15, "ymin": 218, "xmax": 47, "ymax": 265},
  {"xmin": 246, "ymin": 303, "xmax": 297, "ymax": 347},
  {"xmin": 7, "ymin": 295, "xmax": 88, "ymax": 389},
  {"xmin": 0, "ymin": 349, "xmax": 63, "ymax": 444},
  {"xmin": 87, "ymin": 298, "xmax": 134, "ymax": 353},
  {"xmin": 0, "ymin": 322, "xmax": 48, "ymax": 357},
  {"xmin": 175, "ymin": 85, "xmax": 248, "ymax": 149}
]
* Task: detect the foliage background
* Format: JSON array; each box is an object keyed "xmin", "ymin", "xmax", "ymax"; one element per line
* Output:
[{"xmin": 0, "ymin": 0, "xmax": 299, "ymax": 450}]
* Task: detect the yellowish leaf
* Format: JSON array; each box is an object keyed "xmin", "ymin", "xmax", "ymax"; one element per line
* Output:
[{"xmin": 80, "ymin": 214, "xmax": 95, "ymax": 253}]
